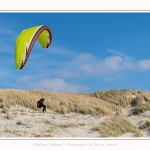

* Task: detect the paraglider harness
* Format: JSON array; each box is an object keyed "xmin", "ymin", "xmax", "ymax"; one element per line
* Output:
[
  {"xmin": 37, "ymin": 98, "xmax": 45, "ymax": 108},
  {"xmin": 37, "ymin": 95, "xmax": 47, "ymax": 112}
]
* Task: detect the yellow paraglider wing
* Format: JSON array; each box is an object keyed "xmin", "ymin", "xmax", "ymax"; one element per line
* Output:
[{"xmin": 14, "ymin": 25, "xmax": 52, "ymax": 69}]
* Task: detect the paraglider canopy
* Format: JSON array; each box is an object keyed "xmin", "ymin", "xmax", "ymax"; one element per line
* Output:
[{"xmin": 14, "ymin": 25, "xmax": 52, "ymax": 69}]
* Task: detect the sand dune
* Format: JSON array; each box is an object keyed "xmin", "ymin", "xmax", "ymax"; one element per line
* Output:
[
  {"xmin": 0, "ymin": 89, "xmax": 150, "ymax": 138},
  {"xmin": 0, "ymin": 106, "xmax": 108, "ymax": 137}
]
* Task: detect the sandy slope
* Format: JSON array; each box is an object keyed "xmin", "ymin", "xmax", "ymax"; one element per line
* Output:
[
  {"xmin": 122, "ymin": 104, "xmax": 150, "ymax": 137},
  {"xmin": 0, "ymin": 106, "xmax": 107, "ymax": 138},
  {"xmin": 1, "ymin": 104, "xmax": 150, "ymax": 138}
]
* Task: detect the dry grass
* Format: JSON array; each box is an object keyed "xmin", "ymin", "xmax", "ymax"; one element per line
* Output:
[
  {"xmin": 0, "ymin": 97, "xmax": 4, "ymax": 109},
  {"xmin": 132, "ymin": 94, "xmax": 150, "ymax": 114},
  {"xmin": 3, "ymin": 107, "xmax": 8, "ymax": 114},
  {"xmin": 139, "ymin": 91, "xmax": 150, "ymax": 103},
  {"xmin": 93, "ymin": 112, "xmax": 142, "ymax": 137},
  {"xmin": 90, "ymin": 89, "xmax": 150, "ymax": 115},
  {"xmin": 139, "ymin": 120, "xmax": 150, "ymax": 130},
  {"xmin": 0, "ymin": 97, "xmax": 3, "ymax": 103},
  {"xmin": 6, "ymin": 112, "xmax": 13, "ymax": 120},
  {"xmin": 90, "ymin": 89, "xmax": 137, "ymax": 108},
  {"xmin": 0, "ymin": 89, "xmax": 122, "ymax": 117},
  {"xmin": 0, "ymin": 103, "xmax": 4, "ymax": 109},
  {"xmin": 0, "ymin": 90, "xmax": 39, "ymax": 111}
]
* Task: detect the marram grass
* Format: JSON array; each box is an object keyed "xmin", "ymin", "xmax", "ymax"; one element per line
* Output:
[
  {"xmin": 0, "ymin": 89, "xmax": 121, "ymax": 116},
  {"xmin": 93, "ymin": 113, "xmax": 142, "ymax": 137}
]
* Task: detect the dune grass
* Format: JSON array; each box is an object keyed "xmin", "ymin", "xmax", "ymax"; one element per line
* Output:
[
  {"xmin": 139, "ymin": 120, "xmax": 150, "ymax": 130},
  {"xmin": 139, "ymin": 91, "xmax": 150, "ymax": 103},
  {"xmin": 132, "ymin": 94, "xmax": 150, "ymax": 114},
  {"xmin": 90, "ymin": 89, "xmax": 137, "ymax": 108},
  {"xmin": 93, "ymin": 112, "xmax": 142, "ymax": 137},
  {"xmin": 0, "ymin": 89, "xmax": 121, "ymax": 117},
  {"xmin": 90, "ymin": 89, "xmax": 150, "ymax": 115}
]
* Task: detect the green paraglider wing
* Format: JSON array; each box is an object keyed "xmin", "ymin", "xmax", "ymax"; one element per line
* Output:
[{"xmin": 14, "ymin": 25, "xmax": 52, "ymax": 69}]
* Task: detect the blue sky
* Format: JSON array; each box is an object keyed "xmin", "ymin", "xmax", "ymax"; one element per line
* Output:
[{"xmin": 1, "ymin": 13, "xmax": 150, "ymax": 93}]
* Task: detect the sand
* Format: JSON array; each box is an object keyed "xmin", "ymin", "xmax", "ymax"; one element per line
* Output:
[
  {"xmin": 0, "ymin": 93, "xmax": 150, "ymax": 138},
  {"xmin": 122, "ymin": 104, "xmax": 150, "ymax": 137},
  {"xmin": 0, "ymin": 106, "xmax": 108, "ymax": 138}
]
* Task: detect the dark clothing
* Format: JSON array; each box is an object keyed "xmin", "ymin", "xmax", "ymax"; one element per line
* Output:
[
  {"xmin": 37, "ymin": 98, "xmax": 45, "ymax": 108},
  {"xmin": 40, "ymin": 103, "xmax": 46, "ymax": 112},
  {"xmin": 37, "ymin": 98, "xmax": 46, "ymax": 112}
]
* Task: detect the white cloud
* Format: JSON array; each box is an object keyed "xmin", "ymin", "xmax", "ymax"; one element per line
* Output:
[
  {"xmin": 74, "ymin": 55, "xmax": 124, "ymax": 74},
  {"xmin": 77, "ymin": 53, "xmax": 93, "ymax": 61},
  {"xmin": 33, "ymin": 78, "xmax": 88, "ymax": 92},
  {"xmin": 77, "ymin": 52, "xmax": 150, "ymax": 74},
  {"xmin": 107, "ymin": 48, "xmax": 132, "ymax": 60},
  {"xmin": 79, "ymin": 56, "xmax": 124, "ymax": 74},
  {"xmin": 137, "ymin": 60, "xmax": 150, "ymax": 71},
  {"xmin": 102, "ymin": 56, "xmax": 123, "ymax": 70},
  {"xmin": 58, "ymin": 50, "xmax": 150, "ymax": 77},
  {"xmin": 16, "ymin": 75, "xmax": 30, "ymax": 83},
  {"xmin": 122, "ymin": 61, "xmax": 136, "ymax": 70}
]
